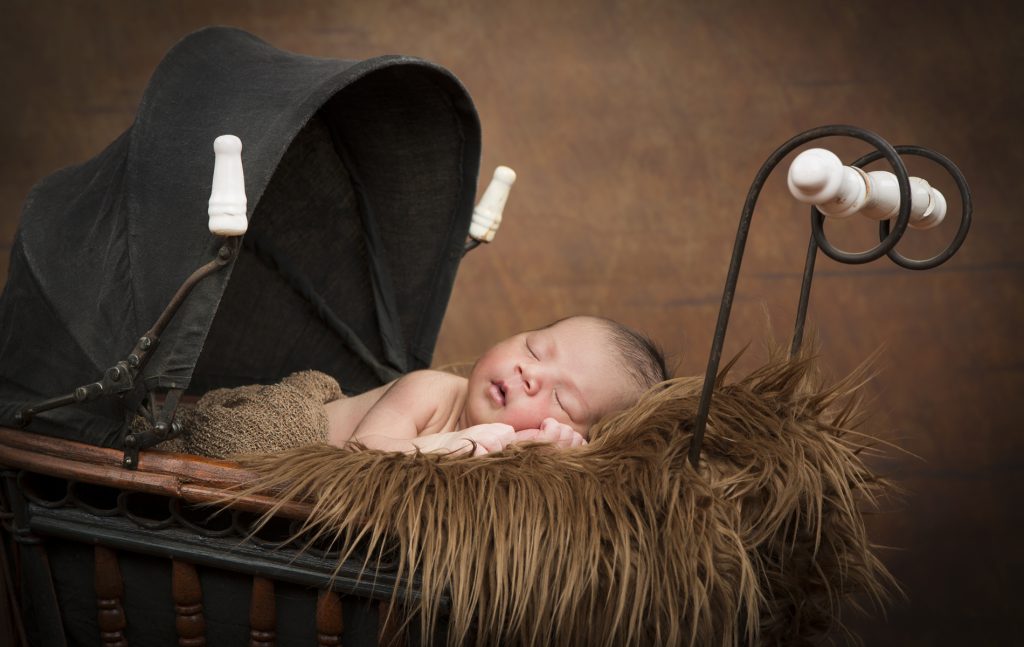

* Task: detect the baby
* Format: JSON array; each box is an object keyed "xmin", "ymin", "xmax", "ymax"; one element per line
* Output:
[{"xmin": 325, "ymin": 315, "xmax": 667, "ymax": 456}]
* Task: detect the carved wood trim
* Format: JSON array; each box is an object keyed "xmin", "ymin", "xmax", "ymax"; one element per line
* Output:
[
  {"xmin": 171, "ymin": 560, "xmax": 206, "ymax": 647},
  {"xmin": 315, "ymin": 590, "xmax": 343, "ymax": 647},
  {"xmin": 94, "ymin": 545, "xmax": 128, "ymax": 647},
  {"xmin": 248, "ymin": 576, "xmax": 276, "ymax": 647},
  {"xmin": 0, "ymin": 427, "xmax": 312, "ymax": 519}
]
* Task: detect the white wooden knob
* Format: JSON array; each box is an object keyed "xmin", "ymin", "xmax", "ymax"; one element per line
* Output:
[
  {"xmin": 787, "ymin": 148, "xmax": 866, "ymax": 218},
  {"xmin": 850, "ymin": 172, "xmax": 945, "ymax": 229},
  {"xmin": 858, "ymin": 170, "xmax": 901, "ymax": 221},
  {"xmin": 208, "ymin": 135, "xmax": 248, "ymax": 236},
  {"xmin": 469, "ymin": 166, "xmax": 516, "ymax": 243},
  {"xmin": 788, "ymin": 148, "xmax": 946, "ymax": 230},
  {"xmin": 913, "ymin": 184, "xmax": 946, "ymax": 230}
]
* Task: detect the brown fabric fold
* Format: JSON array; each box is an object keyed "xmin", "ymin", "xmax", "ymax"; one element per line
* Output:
[{"xmin": 159, "ymin": 370, "xmax": 343, "ymax": 458}]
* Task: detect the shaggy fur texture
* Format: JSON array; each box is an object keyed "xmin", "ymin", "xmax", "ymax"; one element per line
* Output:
[{"xmin": 232, "ymin": 350, "xmax": 896, "ymax": 646}]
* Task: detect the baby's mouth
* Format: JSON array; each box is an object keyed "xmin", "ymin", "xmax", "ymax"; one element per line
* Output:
[{"xmin": 489, "ymin": 381, "xmax": 506, "ymax": 407}]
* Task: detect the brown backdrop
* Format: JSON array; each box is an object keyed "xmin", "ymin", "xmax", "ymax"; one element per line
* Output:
[{"xmin": 1, "ymin": 1, "xmax": 1021, "ymax": 644}]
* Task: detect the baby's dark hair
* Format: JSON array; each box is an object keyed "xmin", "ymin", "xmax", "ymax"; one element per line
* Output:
[
  {"xmin": 593, "ymin": 317, "xmax": 670, "ymax": 391},
  {"xmin": 551, "ymin": 316, "xmax": 669, "ymax": 392}
]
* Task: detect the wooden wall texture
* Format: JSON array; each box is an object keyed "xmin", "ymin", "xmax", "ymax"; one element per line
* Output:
[{"xmin": 1, "ymin": 1, "xmax": 1020, "ymax": 644}]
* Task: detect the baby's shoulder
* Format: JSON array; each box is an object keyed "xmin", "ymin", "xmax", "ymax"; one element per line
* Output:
[
  {"xmin": 399, "ymin": 369, "xmax": 467, "ymax": 394},
  {"xmin": 394, "ymin": 370, "xmax": 467, "ymax": 434}
]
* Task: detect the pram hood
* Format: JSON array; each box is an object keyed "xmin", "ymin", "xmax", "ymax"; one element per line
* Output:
[{"xmin": 0, "ymin": 26, "xmax": 482, "ymax": 447}]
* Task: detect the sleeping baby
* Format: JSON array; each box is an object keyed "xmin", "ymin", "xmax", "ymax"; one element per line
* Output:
[
  {"xmin": 171, "ymin": 316, "xmax": 667, "ymax": 458},
  {"xmin": 326, "ymin": 315, "xmax": 667, "ymax": 456}
]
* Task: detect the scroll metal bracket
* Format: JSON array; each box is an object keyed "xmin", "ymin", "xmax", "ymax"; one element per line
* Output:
[{"xmin": 688, "ymin": 125, "xmax": 972, "ymax": 469}]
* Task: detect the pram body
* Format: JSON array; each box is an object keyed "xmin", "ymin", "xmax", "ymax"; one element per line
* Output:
[
  {"xmin": 0, "ymin": 26, "xmax": 971, "ymax": 647},
  {"xmin": 0, "ymin": 27, "xmax": 479, "ymax": 645}
]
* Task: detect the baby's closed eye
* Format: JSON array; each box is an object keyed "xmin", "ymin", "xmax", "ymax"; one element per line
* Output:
[{"xmin": 553, "ymin": 390, "xmax": 577, "ymax": 422}]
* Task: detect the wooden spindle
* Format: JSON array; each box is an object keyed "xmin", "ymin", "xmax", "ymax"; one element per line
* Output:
[
  {"xmin": 171, "ymin": 560, "xmax": 206, "ymax": 647},
  {"xmin": 315, "ymin": 590, "xmax": 343, "ymax": 647},
  {"xmin": 787, "ymin": 147, "xmax": 947, "ymax": 229},
  {"xmin": 249, "ymin": 576, "xmax": 276, "ymax": 647},
  {"xmin": 94, "ymin": 545, "xmax": 128, "ymax": 647}
]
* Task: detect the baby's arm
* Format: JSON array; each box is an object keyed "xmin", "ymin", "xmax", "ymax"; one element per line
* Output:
[
  {"xmin": 348, "ymin": 370, "xmax": 455, "ymax": 451},
  {"xmin": 414, "ymin": 419, "xmax": 584, "ymax": 456},
  {"xmin": 345, "ymin": 371, "xmax": 584, "ymax": 456},
  {"xmin": 430, "ymin": 418, "xmax": 586, "ymax": 455},
  {"xmin": 348, "ymin": 371, "xmax": 515, "ymax": 455}
]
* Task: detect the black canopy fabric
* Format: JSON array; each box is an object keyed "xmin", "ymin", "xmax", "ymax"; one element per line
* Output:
[{"xmin": 0, "ymin": 27, "xmax": 481, "ymax": 447}]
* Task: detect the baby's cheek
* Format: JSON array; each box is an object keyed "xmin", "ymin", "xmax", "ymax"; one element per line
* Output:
[{"xmin": 501, "ymin": 413, "xmax": 538, "ymax": 431}]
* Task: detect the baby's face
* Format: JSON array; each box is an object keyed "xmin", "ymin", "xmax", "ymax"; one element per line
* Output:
[{"xmin": 464, "ymin": 317, "xmax": 634, "ymax": 437}]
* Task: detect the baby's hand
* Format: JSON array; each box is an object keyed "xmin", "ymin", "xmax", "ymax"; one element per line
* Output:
[
  {"xmin": 462, "ymin": 423, "xmax": 518, "ymax": 456},
  {"xmin": 514, "ymin": 417, "xmax": 587, "ymax": 449},
  {"xmin": 416, "ymin": 423, "xmax": 517, "ymax": 456}
]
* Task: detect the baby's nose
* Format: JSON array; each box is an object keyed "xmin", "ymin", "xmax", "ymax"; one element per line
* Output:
[{"xmin": 518, "ymin": 365, "xmax": 541, "ymax": 395}]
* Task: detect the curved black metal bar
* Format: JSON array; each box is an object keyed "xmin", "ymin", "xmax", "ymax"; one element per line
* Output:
[
  {"xmin": 16, "ymin": 238, "xmax": 241, "ymax": 428},
  {"xmin": 687, "ymin": 125, "xmax": 967, "ymax": 469},
  {"xmin": 789, "ymin": 233, "xmax": 820, "ymax": 356},
  {"xmin": 868, "ymin": 146, "xmax": 973, "ymax": 270},
  {"xmin": 792, "ymin": 142, "xmax": 913, "ymax": 355},
  {"xmin": 788, "ymin": 144, "xmax": 973, "ymax": 355}
]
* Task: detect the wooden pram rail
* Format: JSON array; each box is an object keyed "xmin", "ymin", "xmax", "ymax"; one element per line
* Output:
[
  {"xmin": 0, "ymin": 427, "xmax": 433, "ymax": 646},
  {"xmin": 0, "ymin": 426, "xmax": 310, "ymax": 520}
]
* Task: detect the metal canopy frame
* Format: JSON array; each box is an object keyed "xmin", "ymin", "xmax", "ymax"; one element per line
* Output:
[{"xmin": 688, "ymin": 124, "xmax": 973, "ymax": 468}]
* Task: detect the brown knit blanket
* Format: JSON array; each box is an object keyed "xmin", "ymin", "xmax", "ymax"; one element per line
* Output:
[
  {"xmin": 159, "ymin": 370, "xmax": 342, "ymax": 457},
  {"xmin": 216, "ymin": 351, "xmax": 894, "ymax": 646}
]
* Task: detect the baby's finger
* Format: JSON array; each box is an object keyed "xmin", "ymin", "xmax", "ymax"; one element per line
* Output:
[
  {"xmin": 489, "ymin": 424, "xmax": 517, "ymax": 447},
  {"xmin": 540, "ymin": 417, "xmax": 562, "ymax": 433},
  {"xmin": 478, "ymin": 435, "xmax": 506, "ymax": 454},
  {"xmin": 558, "ymin": 426, "xmax": 580, "ymax": 447},
  {"xmin": 484, "ymin": 430, "xmax": 516, "ymax": 454},
  {"xmin": 527, "ymin": 426, "xmax": 561, "ymax": 444},
  {"xmin": 514, "ymin": 428, "xmax": 543, "ymax": 443}
]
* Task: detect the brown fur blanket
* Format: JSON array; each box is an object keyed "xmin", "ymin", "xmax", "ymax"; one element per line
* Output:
[{"xmin": 229, "ymin": 350, "xmax": 895, "ymax": 646}]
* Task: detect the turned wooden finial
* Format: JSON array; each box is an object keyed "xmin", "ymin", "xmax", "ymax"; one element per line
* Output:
[
  {"xmin": 468, "ymin": 165, "xmax": 517, "ymax": 243},
  {"xmin": 208, "ymin": 134, "xmax": 248, "ymax": 236},
  {"xmin": 94, "ymin": 545, "xmax": 128, "ymax": 647},
  {"xmin": 315, "ymin": 590, "xmax": 344, "ymax": 647},
  {"xmin": 249, "ymin": 576, "xmax": 276, "ymax": 647},
  {"xmin": 787, "ymin": 147, "xmax": 946, "ymax": 229},
  {"xmin": 171, "ymin": 560, "xmax": 206, "ymax": 647}
]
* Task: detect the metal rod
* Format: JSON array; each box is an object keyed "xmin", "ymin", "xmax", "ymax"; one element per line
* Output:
[
  {"xmin": 688, "ymin": 125, "xmax": 910, "ymax": 469},
  {"xmin": 463, "ymin": 238, "xmax": 482, "ymax": 255},
  {"xmin": 16, "ymin": 237, "xmax": 240, "ymax": 434},
  {"xmin": 15, "ymin": 394, "xmax": 78, "ymax": 424},
  {"xmin": 788, "ymin": 146, "xmax": 971, "ymax": 359},
  {"xmin": 146, "ymin": 237, "xmax": 240, "ymax": 344},
  {"xmin": 861, "ymin": 146, "xmax": 973, "ymax": 271},
  {"xmin": 790, "ymin": 232, "xmax": 820, "ymax": 357}
]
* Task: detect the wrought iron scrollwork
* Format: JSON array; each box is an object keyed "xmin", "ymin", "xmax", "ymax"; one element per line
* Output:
[{"xmin": 688, "ymin": 125, "xmax": 972, "ymax": 468}]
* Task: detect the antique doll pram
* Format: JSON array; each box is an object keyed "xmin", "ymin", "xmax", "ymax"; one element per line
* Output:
[{"xmin": 0, "ymin": 26, "xmax": 971, "ymax": 647}]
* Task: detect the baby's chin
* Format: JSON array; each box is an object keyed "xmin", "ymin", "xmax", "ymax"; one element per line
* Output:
[{"xmin": 463, "ymin": 402, "xmax": 498, "ymax": 428}]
